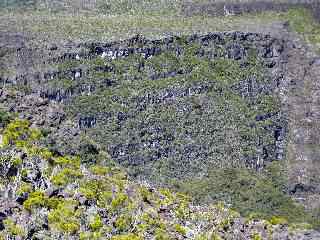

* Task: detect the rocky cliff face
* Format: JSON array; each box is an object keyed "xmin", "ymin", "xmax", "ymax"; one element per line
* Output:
[
  {"xmin": 1, "ymin": 26, "xmax": 320, "ymax": 225},
  {"xmin": 1, "ymin": 32, "xmax": 288, "ymax": 179}
]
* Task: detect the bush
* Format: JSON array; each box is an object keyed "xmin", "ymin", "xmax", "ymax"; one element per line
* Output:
[
  {"xmin": 3, "ymin": 219, "xmax": 25, "ymax": 237},
  {"xmin": 23, "ymin": 191, "xmax": 47, "ymax": 211},
  {"xmin": 269, "ymin": 216, "xmax": 288, "ymax": 225},
  {"xmin": 48, "ymin": 200, "xmax": 80, "ymax": 234},
  {"xmin": 174, "ymin": 223, "xmax": 186, "ymax": 236},
  {"xmin": 89, "ymin": 215, "xmax": 103, "ymax": 231},
  {"xmin": 111, "ymin": 234, "xmax": 142, "ymax": 240},
  {"xmin": 0, "ymin": 109, "xmax": 11, "ymax": 128}
]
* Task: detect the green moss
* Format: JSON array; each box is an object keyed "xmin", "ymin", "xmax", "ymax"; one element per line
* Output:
[
  {"xmin": 97, "ymin": 190, "xmax": 113, "ymax": 208},
  {"xmin": 112, "ymin": 170, "xmax": 128, "ymax": 181},
  {"xmin": 47, "ymin": 78, "xmax": 75, "ymax": 90},
  {"xmin": 139, "ymin": 211, "xmax": 162, "ymax": 230},
  {"xmin": 139, "ymin": 186, "xmax": 154, "ymax": 203},
  {"xmin": 211, "ymin": 233, "xmax": 223, "ymax": 240},
  {"xmin": 158, "ymin": 188, "xmax": 175, "ymax": 207},
  {"xmin": 53, "ymin": 155, "xmax": 80, "ymax": 168},
  {"xmin": 289, "ymin": 222, "xmax": 313, "ymax": 230},
  {"xmin": 56, "ymin": 59, "xmax": 86, "ymax": 71},
  {"xmin": 80, "ymin": 179, "xmax": 100, "ymax": 199},
  {"xmin": 2, "ymin": 119, "xmax": 29, "ymax": 146},
  {"xmin": 1, "ymin": 118, "xmax": 43, "ymax": 149},
  {"xmin": 89, "ymin": 57, "xmax": 106, "ymax": 68},
  {"xmin": 46, "ymin": 197, "xmax": 63, "ymax": 209},
  {"xmin": 38, "ymin": 148, "xmax": 54, "ymax": 160},
  {"xmin": 11, "ymin": 157, "xmax": 22, "ymax": 166},
  {"xmin": 22, "ymin": 190, "xmax": 61, "ymax": 211}
]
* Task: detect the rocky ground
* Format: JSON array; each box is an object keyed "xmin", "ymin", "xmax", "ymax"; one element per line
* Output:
[{"xmin": 1, "ymin": 118, "xmax": 320, "ymax": 239}]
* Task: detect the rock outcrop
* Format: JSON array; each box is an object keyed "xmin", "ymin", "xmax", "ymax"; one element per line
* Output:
[{"xmin": 1, "ymin": 32, "xmax": 289, "ymax": 180}]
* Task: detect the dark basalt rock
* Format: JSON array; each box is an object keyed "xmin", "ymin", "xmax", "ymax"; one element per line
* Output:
[
  {"xmin": 78, "ymin": 116, "xmax": 97, "ymax": 129},
  {"xmin": 0, "ymin": 212, "xmax": 7, "ymax": 231},
  {"xmin": 48, "ymin": 189, "xmax": 59, "ymax": 198},
  {"xmin": 16, "ymin": 192, "xmax": 29, "ymax": 205},
  {"xmin": 290, "ymin": 183, "xmax": 317, "ymax": 194},
  {"xmin": 26, "ymin": 228, "xmax": 36, "ymax": 239},
  {"xmin": 226, "ymin": 43, "xmax": 245, "ymax": 60},
  {"xmin": 6, "ymin": 166, "xmax": 18, "ymax": 178}
]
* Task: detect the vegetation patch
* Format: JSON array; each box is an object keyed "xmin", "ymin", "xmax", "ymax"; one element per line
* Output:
[
  {"xmin": 0, "ymin": 118, "xmax": 319, "ymax": 238},
  {"xmin": 174, "ymin": 161, "xmax": 318, "ymax": 227}
]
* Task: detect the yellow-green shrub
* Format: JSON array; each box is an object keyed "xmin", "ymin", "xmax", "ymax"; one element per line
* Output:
[
  {"xmin": 89, "ymin": 215, "xmax": 103, "ymax": 231},
  {"xmin": 23, "ymin": 191, "xmax": 47, "ymax": 211},
  {"xmin": 48, "ymin": 200, "xmax": 80, "ymax": 234},
  {"xmin": 269, "ymin": 216, "xmax": 288, "ymax": 225}
]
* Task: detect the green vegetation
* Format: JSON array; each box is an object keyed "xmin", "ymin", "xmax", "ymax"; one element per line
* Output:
[
  {"xmin": 0, "ymin": 121, "xmax": 197, "ymax": 237},
  {"xmin": 0, "ymin": 118, "xmax": 318, "ymax": 238},
  {"xmin": 0, "ymin": 108, "xmax": 12, "ymax": 127},
  {"xmin": 174, "ymin": 161, "xmax": 316, "ymax": 226},
  {"xmin": 111, "ymin": 234, "xmax": 142, "ymax": 240},
  {"xmin": 16, "ymin": 182, "xmax": 33, "ymax": 195},
  {"xmin": 287, "ymin": 8, "xmax": 320, "ymax": 51},
  {"xmin": 0, "ymin": 2, "xmax": 318, "ymax": 46},
  {"xmin": 89, "ymin": 215, "xmax": 103, "ymax": 231},
  {"xmin": 269, "ymin": 216, "xmax": 288, "ymax": 225},
  {"xmin": 251, "ymin": 232, "xmax": 262, "ymax": 240},
  {"xmin": 2, "ymin": 218, "xmax": 26, "ymax": 237},
  {"xmin": 51, "ymin": 167, "xmax": 83, "ymax": 186},
  {"xmin": 23, "ymin": 190, "xmax": 47, "ymax": 211},
  {"xmin": 31, "ymin": 32, "xmax": 308, "ymax": 229},
  {"xmin": 48, "ymin": 200, "xmax": 81, "ymax": 234},
  {"xmin": 2, "ymin": 26, "xmax": 318, "ymax": 230},
  {"xmin": 1, "ymin": 2, "xmax": 320, "ymax": 238},
  {"xmin": 174, "ymin": 223, "xmax": 186, "ymax": 236},
  {"xmin": 1, "ymin": 118, "xmax": 42, "ymax": 147},
  {"xmin": 62, "ymin": 38, "xmax": 278, "ymax": 188}
]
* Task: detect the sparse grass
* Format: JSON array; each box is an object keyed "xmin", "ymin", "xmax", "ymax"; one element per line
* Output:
[
  {"xmin": 286, "ymin": 8, "xmax": 320, "ymax": 51},
  {"xmin": 0, "ymin": 2, "xmax": 319, "ymax": 63},
  {"xmin": 0, "ymin": 8, "xmax": 282, "ymax": 44},
  {"xmin": 0, "ymin": 7, "xmax": 316, "ymax": 50}
]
